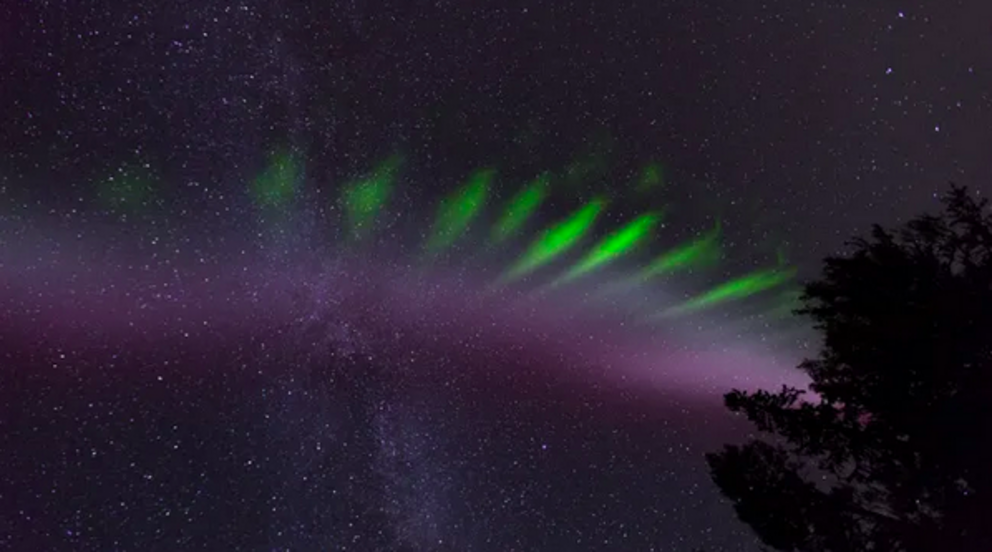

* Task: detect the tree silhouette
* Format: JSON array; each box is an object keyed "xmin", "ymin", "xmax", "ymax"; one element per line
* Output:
[{"xmin": 706, "ymin": 185, "xmax": 992, "ymax": 551}]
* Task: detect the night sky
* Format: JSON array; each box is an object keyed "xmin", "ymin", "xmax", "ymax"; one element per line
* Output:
[{"xmin": 1, "ymin": 1, "xmax": 991, "ymax": 551}]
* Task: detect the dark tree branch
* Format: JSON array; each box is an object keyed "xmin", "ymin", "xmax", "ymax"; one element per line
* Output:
[{"xmin": 706, "ymin": 184, "xmax": 992, "ymax": 552}]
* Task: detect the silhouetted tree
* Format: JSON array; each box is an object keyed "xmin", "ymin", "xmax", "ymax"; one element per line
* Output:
[{"xmin": 707, "ymin": 185, "xmax": 992, "ymax": 551}]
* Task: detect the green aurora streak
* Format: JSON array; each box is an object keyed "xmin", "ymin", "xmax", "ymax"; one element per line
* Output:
[
  {"xmin": 97, "ymin": 162, "xmax": 157, "ymax": 213},
  {"xmin": 237, "ymin": 149, "xmax": 802, "ymax": 328},
  {"xmin": 250, "ymin": 149, "xmax": 302, "ymax": 210},
  {"xmin": 426, "ymin": 168, "xmax": 494, "ymax": 254},
  {"xmin": 502, "ymin": 197, "xmax": 606, "ymax": 282},
  {"xmin": 557, "ymin": 211, "xmax": 661, "ymax": 284},
  {"xmin": 642, "ymin": 224, "xmax": 722, "ymax": 278},
  {"xmin": 341, "ymin": 155, "xmax": 402, "ymax": 240},
  {"xmin": 660, "ymin": 266, "xmax": 797, "ymax": 318},
  {"xmin": 491, "ymin": 174, "xmax": 550, "ymax": 244}
]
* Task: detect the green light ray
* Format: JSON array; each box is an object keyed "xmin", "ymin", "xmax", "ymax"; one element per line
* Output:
[
  {"xmin": 491, "ymin": 174, "xmax": 549, "ymax": 244},
  {"xmin": 660, "ymin": 266, "xmax": 797, "ymax": 318},
  {"xmin": 642, "ymin": 223, "xmax": 722, "ymax": 278},
  {"xmin": 764, "ymin": 288, "xmax": 804, "ymax": 320},
  {"xmin": 501, "ymin": 197, "xmax": 606, "ymax": 282},
  {"xmin": 425, "ymin": 168, "xmax": 494, "ymax": 254},
  {"xmin": 636, "ymin": 162, "xmax": 664, "ymax": 193},
  {"xmin": 341, "ymin": 155, "xmax": 402, "ymax": 240},
  {"xmin": 563, "ymin": 134, "xmax": 613, "ymax": 187},
  {"xmin": 97, "ymin": 162, "xmax": 157, "ymax": 213},
  {"xmin": 557, "ymin": 211, "xmax": 661, "ymax": 284},
  {"xmin": 564, "ymin": 156, "xmax": 605, "ymax": 185},
  {"xmin": 594, "ymin": 223, "xmax": 720, "ymax": 300},
  {"xmin": 776, "ymin": 246, "xmax": 789, "ymax": 267},
  {"xmin": 250, "ymin": 149, "xmax": 301, "ymax": 210}
]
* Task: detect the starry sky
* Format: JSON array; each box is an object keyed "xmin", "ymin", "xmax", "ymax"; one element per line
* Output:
[{"xmin": 1, "ymin": 1, "xmax": 991, "ymax": 551}]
